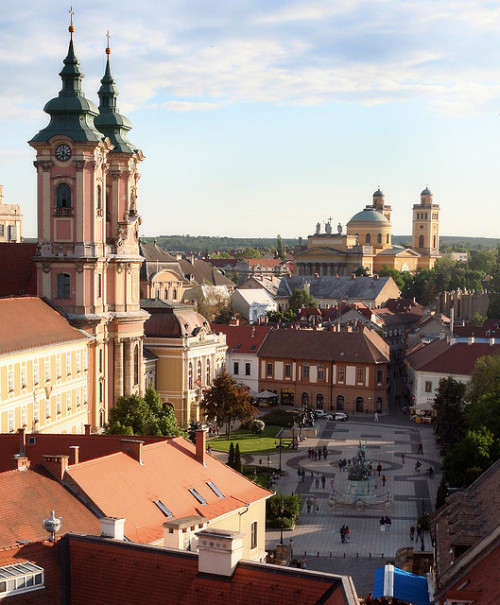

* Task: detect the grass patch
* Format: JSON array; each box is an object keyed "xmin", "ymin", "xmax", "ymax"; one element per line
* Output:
[{"xmin": 211, "ymin": 425, "xmax": 292, "ymax": 454}]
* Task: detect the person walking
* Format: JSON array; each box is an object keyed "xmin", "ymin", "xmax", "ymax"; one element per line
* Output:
[
  {"xmin": 382, "ymin": 474, "xmax": 387, "ymax": 487},
  {"xmin": 312, "ymin": 496, "xmax": 318, "ymax": 511},
  {"xmin": 374, "ymin": 412, "xmax": 379, "ymax": 422},
  {"xmin": 377, "ymin": 463, "xmax": 382, "ymax": 477},
  {"xmin": 306, "ymin": 497, "xmax": 312, "ymax": 513},
  {"xmin": 410, "ymin": 525, "xmax": 415, "ymax": 541},
  {"xmin": 315, "ymin": 475, "xmax": 320, "ymax": 489},
  {"xmin": 379, "ymin": 517, "xmax": 386, "ymax": 532},
  {"xmin": 340, "ymin": 525, "xmax": 345, "ymax": 543},
  {"xmin": 384, "ymin": 516, "xmax": 391, "ymax": 533},
  {"xmin": 416, "ymin": 523, "xmax": 422, "ymax": 540},
  {"xmin": 321, "ymin": 475, "xmax": 326, "ymax": 489},
  {"xmin": 401, "ymin": 452, "xmax": 405, "ymax": 464},
  {"xmin": 344, "ymin": 526, "xmax": 350, "ymax": 543}
]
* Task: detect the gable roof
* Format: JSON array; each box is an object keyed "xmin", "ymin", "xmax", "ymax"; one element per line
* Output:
[
  {"xmin": 258, "ymin": 327, "xmax": 389, "ymax": 364},
  {"xmin": 275, "ymin": 275, "xmax": 398, "ymax": 301},
  {"xmin": 211, "ymin": 324, "xmax": 272, "ymax": 354},
  {"xmin": 178, "ymin": 258, "xmax": 235, "ymax": 288},
  {"xmin": 0, "ymin": 297, "xmax": 90, "ymax": 356},
  {"xmin": 0, "ymin": 243, "xmax": 37, "ymax": 297},
  {"xmin": 0, "ymin": 467, "xmax": 100, "ymax": 548},
  {"xmin": 232, "ymin": 289, "xmax": 276, "ymax": 306},
  {"xmin": 64, "ymin": 438, "xmax": 271, "ymax": 544}
]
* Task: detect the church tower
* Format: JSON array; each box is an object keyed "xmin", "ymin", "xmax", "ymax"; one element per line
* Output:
[
  {"xmin": 412, "ymin": 187, "xmax": 440, "ymax": 268},
  {"xmin": 29, "ymin": 18, "xmax": 148, "ymax": 430}
]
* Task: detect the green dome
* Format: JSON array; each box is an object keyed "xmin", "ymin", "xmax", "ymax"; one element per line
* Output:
[
  {"xmin": 421, "ymin": 187, "xmax": 432, "ymax": 196},
  {"xmin": 348, "ymin": 208, "xmax": 389, "ymax": 224},
  {"xmin": 373, "ymin": 188, "xmax": 384, "ymax": 197}
]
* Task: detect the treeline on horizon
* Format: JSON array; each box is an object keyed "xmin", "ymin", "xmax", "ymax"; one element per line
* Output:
[{"xmin": 140, "ymin": 234, "xmax": 498, "ymax": 254}]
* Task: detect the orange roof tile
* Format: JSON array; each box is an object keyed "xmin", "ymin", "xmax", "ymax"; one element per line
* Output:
[
  {"xmin": 210, "ymin": 323, "xmax": 272, "ymax": 354},
  {"xmin": 65, "ymin": 438, "xmax": 271, "ymax": 544},
  {"xmin": 0, "ymin": 297, "xmax": 89, "ymax": 355}
]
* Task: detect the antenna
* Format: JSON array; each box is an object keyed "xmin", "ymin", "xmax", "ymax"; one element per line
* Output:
[{"xmin": 42, "ymin": 510, "xmax": 62, "ymax": 542}]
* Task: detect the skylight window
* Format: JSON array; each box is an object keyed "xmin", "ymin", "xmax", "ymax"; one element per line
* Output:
[
  {"xmin": 250, "ymin": 345, "xmax": 256, "ymax": 351},
  {"xmin": 0, "ymin": 562, "xmax": 44, "ymax": 598},
  {"xmin": 207, "ymin": 481, "xmax": 225, "ymax": 499},
  {"xmin": 189, "ymin": 488, "xmax": 207, "ymax": 505},
  {"xmin": 234, "ymin": 343, "xmax": 241, "ymax": 350},
  {"xmin": 153, "ymin": 500, "xmax": 173, "ymax": 518}
]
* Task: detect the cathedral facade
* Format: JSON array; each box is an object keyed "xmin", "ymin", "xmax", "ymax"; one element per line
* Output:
[{"xmin": 29, "ymin": 22, "xmax": 148, "ymax": 430}]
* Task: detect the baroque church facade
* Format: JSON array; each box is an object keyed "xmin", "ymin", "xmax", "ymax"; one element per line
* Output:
[
  {"xmin": 294, "ymin": 188, "xmax": 441, "ymax": 277},
  {"xmin": 29, "ymin": 22, "xmax": 148, "ymax": 429}
]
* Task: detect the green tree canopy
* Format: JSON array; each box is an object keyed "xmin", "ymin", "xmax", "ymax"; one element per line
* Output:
[
  {"xmin": 487, "ymin": 244, "xmax": 500, "ymax": 318},
  {"xmin": 200, "ymin": 369, "xmax": 255, "ymax": 437},
  {"xmin": 106, "ymin": 386, "xmax": 185, "ymax": 437},
  {"xmin": 467, "ymin": 354, "xmax": 500, "ymax": 403},
  {"xmin": 276, "ymin": 234, "xmax": 285, "ymax": 261},
  {"xmin": 288, "ymin": 288, "xmax": 317, "ymax": 313},
  {"xmin": 432, "ymin": 377, "xmax": 467, "ymax": 452}
]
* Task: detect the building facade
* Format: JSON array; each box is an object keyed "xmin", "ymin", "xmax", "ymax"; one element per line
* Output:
[{"xmin": 0, "ymin": 185, "xmax": 22, "ymax": 243}]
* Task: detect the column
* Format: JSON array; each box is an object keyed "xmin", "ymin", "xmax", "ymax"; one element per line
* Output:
[
  {"xmin": 114, "ymin": 338, "xmax": 124, "ymax": 399},
  {"xmin": 123, "ymin": 338, "xmax": 134, "ymax": 397}
]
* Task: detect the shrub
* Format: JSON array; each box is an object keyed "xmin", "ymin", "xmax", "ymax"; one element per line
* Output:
[
  {"xmin": 266, "ymin": 493, "xmax": 302, "ymax": 528},
  {"xmin": 249, "ymin": 419, "xmax": 265, "ymax": 434},
  {"xmin": 260, "ymin": 409, "xmax": 294, "ymax": 427}
]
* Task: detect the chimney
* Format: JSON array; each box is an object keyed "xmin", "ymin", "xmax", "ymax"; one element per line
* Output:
[
  {"xmin": 18, "ymin": 427, "xmax": 26, "ymax": 455},
  {"xmin": 196, "ymin": 528, "xmax": 244, "ymax": 576},
  {"xmin": 69, "ymin": 445, "xmax": 80, "ymax": 465},
  {"xmin": 42, "ymin": 455, "xmax": 69, "ymax": 481},
  {"xmin": 490, "ymin": 337, "xmax": 496, "ymax": 346},
  {"xmin": 12, "ymin": 455, "xmax": 30, "ymax": 471},
  {"xmin": 468, "ymin": 336, "xmax": 474, "ymax": 345},
  {"xmin": 84, "ymin": 424, "xmax": 91, "ymax": 436},
  {"xmin": 196, "ymin": 429, "xmax": 207, "ymax": 466},
  {"xmin": 251, "ymin": 326, "xmax": 255, "ymax": 338},
  {"xmin": 100, "ymin": 517, "xmax": 125, "ymax": 540},
  {"xmin": 121, "ymin": 439, "xmax": 144, "ymax": 464}
]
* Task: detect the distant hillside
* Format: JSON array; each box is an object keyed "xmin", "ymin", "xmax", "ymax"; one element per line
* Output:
[{"xmin": 142, "ymin": 234, "xmax": 498, "ymax": 254}]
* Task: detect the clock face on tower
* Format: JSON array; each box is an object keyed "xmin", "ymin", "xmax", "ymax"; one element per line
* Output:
[{"xmin": 55, "ymin": 144, "xmax": 72, "ymax": 161}]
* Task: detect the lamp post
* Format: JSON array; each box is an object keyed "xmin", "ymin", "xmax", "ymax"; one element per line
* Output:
[{"xmin": 280, "ymin": 496, "xmax": 285, "ymax": 545}]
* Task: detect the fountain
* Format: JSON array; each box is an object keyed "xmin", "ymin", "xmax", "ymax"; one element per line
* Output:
[{"xmin": 342, "ymin": 441, "xmax": 377, "ymax": 505}]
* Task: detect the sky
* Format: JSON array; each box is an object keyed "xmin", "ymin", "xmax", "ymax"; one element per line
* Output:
[{"xmin": 1, "ymin": 1, "xmax": 500, "ymax": 240}]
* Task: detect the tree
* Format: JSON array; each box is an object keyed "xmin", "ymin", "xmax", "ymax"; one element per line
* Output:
[
  {"xmin": 233, "ymin": 443, "xmax": 243, "ymax": 474},
  {"xmin": 288, "ymin": 288, "xmax": 317, "ymax": 314},
  {"xmin": 276, "ymin": 234, "xmax": 285, "ymax": 261},
  {"xmin": 470, "ymin": 312, "xmax": 485, "ymax": 327},
  {"xmin": 106, "ymin": 387, "xmax": 185, "ymax": 437},
  {"xmin": 467, "ymin": 354, "xmax": 500, "ymax": 404},
  {"xmin": 488, "ymin": 245, "xmax": 500, "ymax": 318},
  {"xmin": 432, "ymin": 377, "xmax": 467, "ymax": 452},
  {"xmin": 228, "ymin": 442, "xmax": 235, "ymax": 468},
  {"xmin": 267, "ymin": 309, "xmax": 296, "ymax": 323},
  {"xmin": 200, "ymin": 369, "xmax": 255, "ymax": 437},
  {"xmin": 379, "ymin": 265, "xmax": 405, "ymax": 291}
]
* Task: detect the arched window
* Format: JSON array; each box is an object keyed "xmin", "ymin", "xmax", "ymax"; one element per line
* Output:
[
  {"xmin": 97, "ymin": 185, "xmax": 102, "ymax": 210},
  {"xmin": 206, "ymin": 359, "xmax": 211, "ymax": 385},
  {"xmin": 355, "ymin": 396, "xmax": 364, "ymax": 413},
  {"xmin": 386, "ymin": 233, "xmax": 389, "ymax": 244},
  {"xmin": 56, "ymin": 273, "xmax": 71, "ymax": 299},
  {"xmin": 377, "ymin": 232, "xmax": 382, "ymax": 244},
  {"xmin": 188, "ymin": 363, "xmax": 193, "ymax": 389},
  {"xmin": 301, "ymin": 392, "xmax": 309, "ymax": 406},
  {"xmin": 433, "ymin": 234, "xmax": 436, "ymax": 248},
  {"xmin": 318, "ymin": 365, "xmax": 325, "ymax": 380},
  {"xmin": 419, "ymin": 235, "xmax": 424, "ymax": 248},
  {"xmin": 365, "ymin": 233, "xmax": 371, "ymax": 244},
  {"xmin": 376, "ymin": 397, "xmax": 383, "ymax": 413},
  {"xmin": 56, "ymin": 183, "xmax": 71, "ymax": 208},
  {"xmin": 134, "ymin": 344, "xmax": 139, "ymax": 385},
  {"xmin": 336, "ymin": 395, "xmax": 345, "ymax": 411},
  {"xmin": 316, "ymin": 393, "xmax": 324, "ymax": 409},
  {"xmin": 197, "ymin": 360, "xmax": 202, "ymax": 385},
  {"xmin": 173, "ymin": 289, "xmax": 177, "ymax": 301}
]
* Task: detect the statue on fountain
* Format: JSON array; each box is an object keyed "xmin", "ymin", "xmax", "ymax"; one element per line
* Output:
[{"xmin": 348, "ymin": 441, "xmax": 372, "ymax": 481}]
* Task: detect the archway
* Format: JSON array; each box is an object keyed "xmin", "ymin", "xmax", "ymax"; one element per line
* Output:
[{"xmin": 355, "ymin": 397, "xmax": 364, "ymax": 413}]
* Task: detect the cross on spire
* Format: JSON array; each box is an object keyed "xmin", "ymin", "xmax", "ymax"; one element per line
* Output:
[
  {"xmin": 106, "ymin": 30, "xmax": 111, "ymax": 55},
  {"xmin": 69, "ymin": 6, "xmax": 75, "ymax": 38}
]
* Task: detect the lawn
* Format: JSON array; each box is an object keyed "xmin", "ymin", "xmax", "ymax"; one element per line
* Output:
[{"xmin": 210, "ymin": 425, "xmax": 292, "ymax": 454}]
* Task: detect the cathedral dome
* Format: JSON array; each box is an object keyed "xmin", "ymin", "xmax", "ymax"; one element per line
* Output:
[
  {"xmin": 347, "ymin": 208, "xmax": 389, "ymax": 224},
  {"xmin": 373, "ymin": 188, "xmax": 384, "ymax": 197},
  {"xmin": 421, "ymin": 187, "xmax": 432, "ymax": 196}
]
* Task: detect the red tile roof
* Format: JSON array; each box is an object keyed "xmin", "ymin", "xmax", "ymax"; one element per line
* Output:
[
  {"xmin": 258, "ymin": 326, "xmax": 389, "ymax": 364},
  {"xmin": 0, "ymin": 467, "xmax": 99, "ymax": 548},
  {"xmin": 407, "ymin": 339, "xmax": 500, "ymax": 375},
  {"xmin": 211, "ymin": 324, "xmax": 272, "ymax": 354},
  {"xmin": 67, "ymin": 534, "xmax": 357, "ymax": 605},
  {"xmin": 64, "ymin": 438, "xmax": 271, "ymax": 544},
  {"xmin": 0, "ymin": 243, "xmax": 37, "ymax": 298},
  {"xmin": 0, "ymin": 297, "xmax": 89, "ymax": 356}
]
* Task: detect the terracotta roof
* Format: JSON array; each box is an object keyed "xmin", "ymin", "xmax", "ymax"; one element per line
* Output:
[
  {"xmin": 258, "ymin": 326, "xmax": 389, "ymax": 364},
  {"xmin": 211, "ymin": 324, "xmax": 272, "ymax": 354},
  {"xmin": 0, "ymin": 541, "xmax": 61, "ymax": 605},
  {"xmin": 0, "ymin": 467, "xmax": 99, "ymax": 548},
  {"xmin": 66, "ymin": 534, "xmax": 357, "ymax": 605},
  {"xmin": 0, "ymin": 243, "xmax": 37, "ymax": 297},
  {"xmin": 143, "ymin": 304, "xmax": 209, "ymax": 338},
  {"xmin": 275, "ymin": 275, "xmax": 398, "ymax": 301},
  {"xmin": 0, "ymin": 297, "xmax": 89, "ymax": 356},
  {"xmin": 454, "ymin": 319, "xmax": 500, "ymax": 339},
  {"xmin": 64, "ymin": 438, "xmax": 271, "ymax": 544},
  {"xmin": 178, "ymin": 258, "xmax": 235, "ymax": 288},
  {"xmin": 407, "ymin": 338, "xmax": 500, "ymax": 375}
]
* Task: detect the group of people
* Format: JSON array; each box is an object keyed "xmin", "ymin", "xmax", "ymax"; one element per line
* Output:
[
  {"xmin": 339, "ymin": 525, "xmax": 350, "ymax": 543},
  {"xmin": 305, "ymin": 496, "xmax": 319, "ymax": 513},
  {"xmin": 409, "ymin": 523, "xmax": 422, "ymax": 541},
  {"xmin": 307, "ymin": 446, "xmax": 328, "ymax": 461},
  {"xmin": 337, "ymin": 458, "xmax": 349, "ymax": 471},
  {"xmin": 379, "ymin": 516, "xmax": 392, "ymax": 532}
]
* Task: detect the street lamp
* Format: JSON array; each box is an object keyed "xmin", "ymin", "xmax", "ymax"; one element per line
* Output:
[{"xmin": 280, "ymin": 496, "xmax": 285, "ymax": 545}]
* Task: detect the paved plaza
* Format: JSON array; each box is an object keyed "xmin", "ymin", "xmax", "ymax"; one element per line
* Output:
[{"xmin": 263, "ymin": 413, "xmax": 440, "ymax": 561}]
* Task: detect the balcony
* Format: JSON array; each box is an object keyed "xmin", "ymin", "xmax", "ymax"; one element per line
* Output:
[{"xmin": 53, "ymin": 207, "xmax": 74, "ymax": 217}]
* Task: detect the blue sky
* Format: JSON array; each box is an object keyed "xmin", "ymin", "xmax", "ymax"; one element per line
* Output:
[{"xmin": 1, "ymin": 1, "xmax": 500, "ymax": 240}]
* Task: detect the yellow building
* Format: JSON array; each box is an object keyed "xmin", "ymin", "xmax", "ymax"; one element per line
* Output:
[
  {"xmin": 294, "ymin": 188, "xmax": 440, "ymax": 276},
  {"xmin": 142, "ymin": 301, "xmax": 227, "ymax": 427},
  {"xmin": 0, "ymin": 297, "xmax": 90, "ymax": 434},
  {"xmin": 0, "ymin": 185, "xmax": 22, "ymax": 243}
]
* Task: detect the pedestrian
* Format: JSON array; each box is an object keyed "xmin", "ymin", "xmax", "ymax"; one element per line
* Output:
[
  {"xmin": 340, "ymin": 525, "xmax": 345, "ymax": 543},
  {"xmin": 382, "ymin": 474, "xmax": 386, "ymax": 487},
  {"xmin": 321, "ymin": 475, "xmax": 326, "ymax": 489},
  {"xmin": 385, "ymin": 516, "xmax": 391, "ymax": 533},
  {"xmin": 401, "ymin": 452, "xmax": 405, "ymax": 464},
  {"xmin": 313, "ymin": 496, "xmax": 318, "ymax": 511},
  {"xmin": 315, "ymin": 475, "xmax": 320, "ymax": 489},
  {"xmin": 343, "ymin": 458, "xmax": 347, "ymax": 471},
  {"xmin": 323, "ymin": 445, "xmax": 328, "ymax": 460},
  {"xmin": 297, "ymin": 468, "xmax": 302, "ymax": 482},
  {"xmin": 338, "ymin": 459, "xmax": 342, "ymax": 472},
  {"xmin": 330, "ymin": 478, "xmax": 334, "ymax": 490},
  {"xmin": 289, "ymin": 538, "xmax": 294, "ymax": 557},
  {"xmin": 416, "ymin": 523, "xmax": 422, "ymax": 540},
  {"xmin": 377, "ymin": 463, "xmax": 382, "ymax": 477},
  {"xmin": 306, "ymin": 497, "xmax": 312, "ymax": 513},
  {"xmin": 207, "ymin": 444, "xmax": 212, "ymax": 455},
  {"xmin": 344, "ymin": 526, "xmax": 350, "ymax": 543},
  {"xmin": 374, "ymin": 412, "xmax": 379, "ymax": 422},
  {"xmin": 415, "ymin": 460, "xmax": 421, "ymax": 473},
  {"xmin": 301, "ymin": 469, "xmax": 306, "ymax": 483},
  {"xmin": 379, "ymin": 517, "xmax": 386, "ymax": 532},
  {"xmin": 410, "ymin": 525, "xmax": 415, "ymax": 541},
  {"xmin": 310, "ymin": 470, "xmax": 314, "ymax": 479},
  {"xmin": 301, "ymin": 556, "xmax": 307, "ymax": 569},
  {"xmin": 417, "ymin": 443, "xmax": 423, "ymax": 455}
]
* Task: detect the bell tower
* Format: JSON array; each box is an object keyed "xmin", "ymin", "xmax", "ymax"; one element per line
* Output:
[
  {"xmin": 412, "ymin": 187, "xmax": 440, "ymax": 269},
  {"xmin": 29, "ymin": 17, "xmax": 147, "ymax": 431}
]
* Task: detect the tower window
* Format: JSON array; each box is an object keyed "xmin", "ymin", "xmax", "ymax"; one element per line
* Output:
[
  {"xmin": 56, "ymin": 273, "xmax": 71, "ymax": 299},
  {"xmin": 97, "ymin": 185, "xmax": 102, "ymax": 210},
  {"xmin": 134, "ymin": 344, "xmax": 139, "ymax": 386},
  {"xmin": 56, "ymin": 183, "xmax": 72, "ymax": 208},
  {"xmin": 377, "ymin": 232, "xmax": 382, "ymax": 244},
  {"xmin": 97, "ymin": 274, "xmax": 102, "ymax": 298},
  {"xmin": 419, "ymin": 235, "xmax": 424, "ymax": 248}
]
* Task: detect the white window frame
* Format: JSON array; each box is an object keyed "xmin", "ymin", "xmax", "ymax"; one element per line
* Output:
[
  {"xmin": 45, "ymin": 359, "xmax": 50, "ymax": 382},
  {"xmin": 56, "ymin": 395, "xmax": 62, "ymax": 415},
  {"xmin": 33, "ymin": 362, "xmax": 39, "ymax": 385},
  {"xmin": 66, "ymin": 355, "xmax": 71, "ymax": 377}
]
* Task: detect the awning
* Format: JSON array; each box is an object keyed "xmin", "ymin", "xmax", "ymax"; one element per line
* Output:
[
  {"xmin": 373, "ymin": 565, "xmax": 431, "ymax": 605},
  {"xmin": 254, "ymin": 390, "xmax": 278, "ymax": 399}
]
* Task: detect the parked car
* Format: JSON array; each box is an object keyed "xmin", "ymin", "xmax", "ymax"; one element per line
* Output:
[
  {"xmin": 314, "ymin": 410, "xmax": 329, "ymax": 419},
  {"xmin": 329, "ymin": 412, "xmax": 349, "ymax": 421}
]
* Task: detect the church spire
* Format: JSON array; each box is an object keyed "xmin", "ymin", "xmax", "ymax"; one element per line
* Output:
[
  {"xmin": 94, "ymin": 32, "xmax": 136, "ymax": 153},
  {"xmin": 30, "ymin": 10, "xmax": 101, "ymax": 143}
]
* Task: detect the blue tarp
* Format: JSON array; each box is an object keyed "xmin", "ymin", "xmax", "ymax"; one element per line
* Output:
[{"xmin": 373, "ymin": 565, "xmax": 431, "ymax": 605}]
